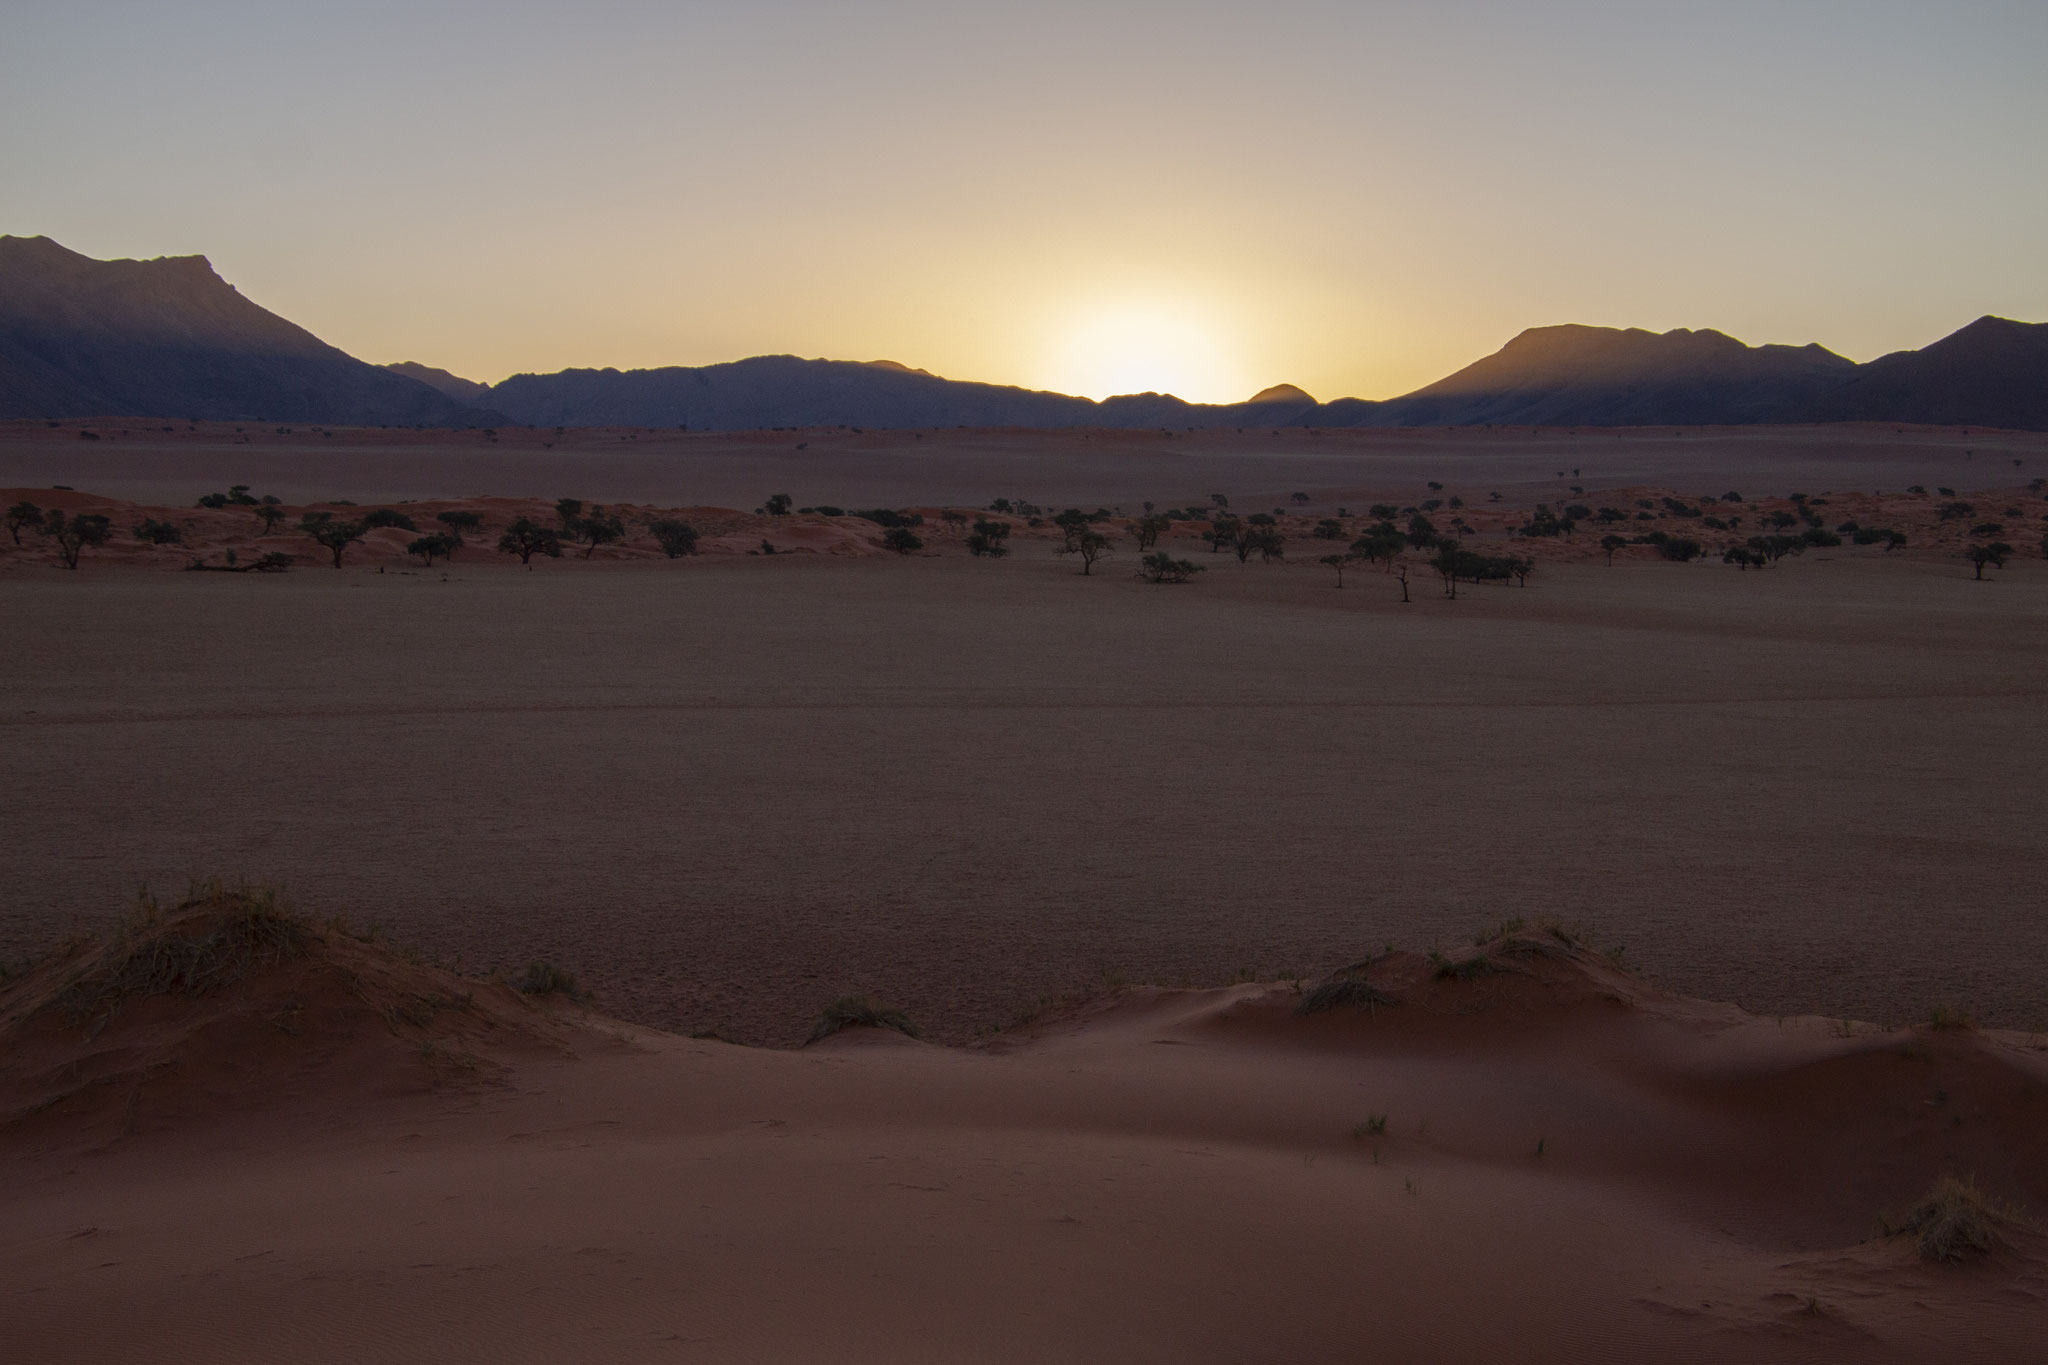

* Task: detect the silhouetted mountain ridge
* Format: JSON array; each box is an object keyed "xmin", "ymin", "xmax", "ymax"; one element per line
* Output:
[
  {"xmin": 3, "ymin": 237, "xmax": 2042, "ymax": 430},
  {"xmin": 0, "ymin": 236, "xmax": 495, "ymax": 424}
]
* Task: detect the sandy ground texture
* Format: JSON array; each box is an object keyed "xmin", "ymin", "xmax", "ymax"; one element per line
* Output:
[
  {"xmin": 3, "ymin": 894, "xmax": 2043, "ymax": 1365},
  {"xmin": 2, "ymin": 532, "xmax": 2044, "ymax": 1044},
  {"xmin": 4, "ymin": 417, "xmax": 2046, "ymax": 511}
]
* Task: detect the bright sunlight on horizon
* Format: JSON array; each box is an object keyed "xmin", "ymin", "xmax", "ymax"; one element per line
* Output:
[{"xmin": 4, "ymin": 1, "xmax": 2045, "ymax": 400}]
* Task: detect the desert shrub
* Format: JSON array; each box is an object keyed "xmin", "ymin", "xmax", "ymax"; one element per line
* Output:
[
  {"xmin": 966, "ymin": 519, "xmax": 1011, "ymax": 557},
  {"xmin": 807, "ymin": 993, "xmax": 918, "ymax": 1043},
  {"xmin": 1970, "ymin": 522, "xmax": 2004, "ymax": 537},
  {"xmin": 1600, "ymin": 534, "xmax": 1628, "ymax": 565},
  {"xmin": 134, "ymin": 518, "xmax": 183, "ymax": 545},
  {"xmin": 508, "ymin": 960, "xmax": 587, "ymax": 1001},
  {"xmin": 883, "ymin": 526, "xmax": 923, "ymax": 554},
  {"xmin": 1657, "ymin": 537, "xmax": 1703, "ymax": 561},
  {"xmin": 360, "ymin": 508, "xmax": 418, "ymax": 531},
  {"xmin": 407, "ymin": 533, "xmax": 457, "ymax": 565},
  {"xmin": 648, "ymin": 519, "xmax": 700, "ymax": 557},
  {"xmin": 1431, "ymin": 951, "xmax": 1504, "ymax": 981},
  {"xmin": 436, "ymin": 510, "xmax": 483, "ymax": 534},
  {"xmin": 1723, "ymin": 545, "xmax": 1766, "ymax": 570},
  {"xmin": 1881, "ymin": 1175, "xmax": 2028, "ymax": 1262},
  {"xmin": 763, "ymin": 493, "xmax": 792, "ymax": 516},
  {"xmin": 1801, "ymin": 528, "xmax": 1842, "ymax": 548},
  {"xmin": 1296, "ymin": 976, "xmax": 1395, "ymax": 1014},
  {"xmin": 811, "ymin": 505, "xmax": 846, "ymax": 517},
  {"xmin": 854, "ymin": 508, "xmax": 922, "ymax": 528},
  {"xmin": 1937, "ymin": 501, "xmax": 1975, "ymax": 521},
  {"xmin": 57, "ymin": 886, "xmax": 310, "ymax": 1031},
  {"xmin": 1140, "ymin": 552, "xmax": 1203, "ymax": 583}
]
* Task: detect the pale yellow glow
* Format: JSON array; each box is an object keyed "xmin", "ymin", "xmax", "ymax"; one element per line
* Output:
[{"xmin": 1039, "ymin": 301, "xmax": 1252, "ymax": 404}]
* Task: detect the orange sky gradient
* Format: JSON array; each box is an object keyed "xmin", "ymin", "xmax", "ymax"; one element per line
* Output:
[{"xmin": 5, "ymin": 1, "xmax": 2045, "ymax": 404}]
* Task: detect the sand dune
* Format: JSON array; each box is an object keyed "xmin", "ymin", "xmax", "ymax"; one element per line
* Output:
[{"xmin": 3, "ymin": 892, "xmax": 2041, "ymax": 1363}]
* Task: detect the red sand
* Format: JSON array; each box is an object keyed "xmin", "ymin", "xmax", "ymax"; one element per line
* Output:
[{"xmin": 4, "ymin": 900, "xmax": 2042, "ymax": 1364}]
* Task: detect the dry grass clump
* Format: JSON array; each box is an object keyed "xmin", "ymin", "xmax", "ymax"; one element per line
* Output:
[
  {"xmin": 1430, "ymin": 950, "xmax": 1505, "ymax": 982},
  {"xmin": 1926, "ymin": 1002, "xmax": 1977, "ymax": 1031},
  {"xmin": 1296, "ymin": 976, "xmax": 1396, "ymax": 1015},
  {"xmin": 808, "ymin": 993, "xmax": 919, "ymax": 1044},
  {"xmin": 506, "ymin": 961, "xmax": 587, "ymax": 1003},
  {"xmin": 54, "ymin": 881, "xmax": 310, "ymax": 1034},
  {"xmin": 1882, "ymin": 1175, "xmax": 2030, "ymax": 1262}
]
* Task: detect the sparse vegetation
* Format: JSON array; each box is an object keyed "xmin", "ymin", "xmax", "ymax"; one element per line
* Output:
[
  {"xmin": 38, "ymin": 509, "xmax": 114, "ymax": 568},
  {"xmin": 508, "ymin": 960, "xmax": 588, "ymax": 1002},
  {"xmin": 133, "ymin": 517, "xmax": 183, "ymax": 545},
  {"xmin": 497, "ymin": 517, "xmax": 563, "ymax": 564},
  {"xmin": 807, "ymin": 993, "xmax": 919, "ymax": 1043},
  {"xmin": 648, "ymin": 518, "xmax": 700, "ymax": 557},
  {"xmin": 1881, "ymin": 1175, "xmax": 2030, "ymax": 1262},
  {"xmin": 1140, "ymin": 551, "xmax": 1202, "ymax": 583},
  {"xmin": 883, "ymin": 526, "xmax": 924, "ymax": 554},
  {"xmin": 299, "ymin": 512, "xmax": 366, "ymax": 568}
]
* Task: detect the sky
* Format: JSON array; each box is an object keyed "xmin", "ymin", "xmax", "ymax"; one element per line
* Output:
[{"xmin": 5, "ymin": 1, "xmax": 2045, "ymax": 404}]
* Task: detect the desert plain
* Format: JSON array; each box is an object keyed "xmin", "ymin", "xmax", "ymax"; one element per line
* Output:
[{"xmin": 3, "ymin": 420, "xmax": 2046, "ymax": 1362}]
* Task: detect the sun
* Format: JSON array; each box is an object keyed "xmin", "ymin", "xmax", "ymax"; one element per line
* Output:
[{"xmin": 1043, "ymin": 301, "xmax": 1248, "ymax": 405}]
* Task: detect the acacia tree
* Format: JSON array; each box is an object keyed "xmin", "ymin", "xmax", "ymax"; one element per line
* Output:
[
  {"xmin": 497, "ymin": 517, "xmax": 562, "ymax": 564},
  {"xmin": 1132, "ymin": 514, "xmax": 1171, "ymax": 551},
  {"xmin": 298, "ymin": 512, "xmax": 365, "ymax": 569},
  {"xmin": 1966, "ymin": 542, "xmax": 2013, "ymax": 580},
  {"xmin": 1057, "ymin": 527, "xmax": 1113, "ymax": 574},
  {"xmin": 554, "ymin": 497, "xmax": 584, "ymax": 531},
  {"xmin": 256, "ymin": 504, "xmax": 288, "ymax": 534},
  {"xmin": 764, "ymin": 493, "xmax": 793, "ymax": 516},
  {"xmin": 38, "ymin": 509, "xmax": 113, "ymax": 569},
  {"xmin": 6, "ymin": 500, "xmax": 41, "ymax": 544},
  {"xmin": 407, "ymin": 533, "xmax": 456, "ymax": 566},
  {"xmin": 436, "ymin": 509, "xmax": 482, "ymax": 545},
  {"xmin": 133, "ymin": 518, "xmax": 183, "ymax": 545},
  {"xmin": 572, "ymin": 507, "xmax": 626, "ymax": 558},
  {"xmin": 1319, "ymin": 552, "xmax": 1355, "ymax": 587},
  {"xmin": 1201, "ymin": 515, "xmax": 1240, "ymax": 554},
  {"xmin": 1600, "ymin": 534, "xmax": 1627, "ymax": 565},
  {"xmin": 1140, "ymin": 552, "xmax": 1203, "ymax": 583},
  {"xmin": 966, "ymin": 518, "xmax": 1011, "ymax": 557},
  {"xmin": 648, "ymin": 519, "xmax": 699, "ymax": 557},
  {"xmin": 883, "ymin": 526, "xmax": 923, "ymax": 554}
]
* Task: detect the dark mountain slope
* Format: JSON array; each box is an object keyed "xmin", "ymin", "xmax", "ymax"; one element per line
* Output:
[
  {"xmin": 1796, "ymin": 316, "xmax": 2048, "ymax": 431},
  {"xmin": 0, "ymin": 236, "xmax": 492, "ymax": 424}
]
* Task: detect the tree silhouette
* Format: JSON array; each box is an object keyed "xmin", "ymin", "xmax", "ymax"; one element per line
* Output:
[
  {"xmin": 407, "ymin": 533, "xmax": 456, "ymax": 566},
  {"xmin": 1320, "ymin": 552, "xmax": 1355, "ymax": 586},
  {"xmin": 1140, "ymin": 552, "xmax": 1203, "ymax": 584},
  {"xmin": 256, "ymin": 504, "xmax": 288, "ymax": 534},
  {"xmin": 37, "ymin": 509, "xmax": 113, "ymax": 569},
  {"xmin": 571, "ymin": 508, "xmax": 626, "ymax": 557},
  {"xmin": 497, "ymin": 518, "xmax": 562, "ymax": 564},
  {"xmin": 1966, "ymin": 543, "xmax": 2013, "ymax": 579},
  {"xmin": 648, "ymin": 519, "xmax": 700, "ymax": 557},
  {"xmin": 764, "ymin": 493, "xmax": 793, "ymax": 516},
  {"xmin": 1057, "ymin": 527, "xmax": 1112, "ymax": 574},
  {"xmin": 5, "ymin": 500, "xmax": 40, "ymax": 545},
  {"xmin": 1600, "ymin": 534, "xmax": 1627, "ymax": 565},
  {"xmin": 966, "ymin": 519, "xmax": 1011, "ymax": 557},
  {"xmin": 133, "ymin": 518, "xmax": 183, "ymax": 545},
  {"xmin": 883, "ymin": 526, "xmax": 923, "ymax": 554},
  {"xmin": 1132, "ymin": 514, "xmax": 1171, "ymax": 551},
  {"xmin": 299, "ymin": 513, "xmax": 365, "ymax": 569}
]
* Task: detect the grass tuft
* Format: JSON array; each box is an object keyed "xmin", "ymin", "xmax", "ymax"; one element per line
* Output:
[
  {"xmin": 1432, "ymin": 951, "xmax": 1504, "ymax": 982},
  {"xmin": 56, "ymin": 884, "xmax": 309, "ymax": 1033},
  {"xmin": 1296, "ymin": 977, "xmax": 1396, "ymax": 1015},
  {"xmin": 1881, "ymin": 1175, "xmax": 2029, "ymax": 1262},
  {"xmin": 808, "ymin": 993, "xmax": 919, "ymax": 1044},
  {"xmin": 507, "ymin": 960, "xmax": 587, "ymax": 1002},
  {"xmin": 1926, "ymin": 1002, "xmax": 1976, "ymax": 1031}
]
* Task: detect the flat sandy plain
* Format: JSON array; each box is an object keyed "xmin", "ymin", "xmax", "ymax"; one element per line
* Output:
[{"xmin": 4, "ymin": 424, "xmax": 2046, "ymax": 1363}]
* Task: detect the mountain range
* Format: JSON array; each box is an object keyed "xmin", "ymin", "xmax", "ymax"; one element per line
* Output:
[{"xmin": 2, "ymin": 235, "xmax": 2043, "ymax": 431}]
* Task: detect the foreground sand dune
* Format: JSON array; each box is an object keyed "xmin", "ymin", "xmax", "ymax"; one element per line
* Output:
[{"xmin": 3, "ymin": 893, "xmax": 2042, "ymax": 1363}]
